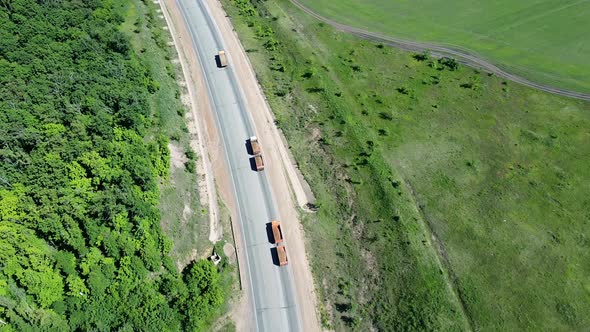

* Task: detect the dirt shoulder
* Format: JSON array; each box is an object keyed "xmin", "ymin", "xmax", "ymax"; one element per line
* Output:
[
  {"xmin": 158, "ymin": 1, "xmax": 255, "ymax": 331},
  {"xmin": 202, "ymin": 1, "xmax": 321, "ymax": 330}
]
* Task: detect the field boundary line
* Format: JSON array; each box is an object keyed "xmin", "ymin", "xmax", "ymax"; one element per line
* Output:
[{"xmin": 402, "ymin": 178, "xmax": 475, "ymax": 331}]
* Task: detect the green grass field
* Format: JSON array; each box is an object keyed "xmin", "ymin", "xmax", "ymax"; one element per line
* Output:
[
  {"xmin": 298, "ymin": 0, "xmax": 590, "ymax": 94},
  {"xmin": 225, "ymin": 0, "xmax": 590, "ymax": 330}
]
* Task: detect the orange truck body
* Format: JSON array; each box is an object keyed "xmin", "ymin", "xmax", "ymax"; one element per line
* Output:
[
  {"xmin": 250, "ymin": 136, "xmax": 261, "ymax": 155},
  {"xmin": 254, "ymin": 154, "xmax": 264, "ymax": 171},
  {"xmin": 276, "ymin": 245, "xmax": 288, "ymax": 266},
  {"xmin": 271, "ymin": 221, "xmax": 283, "ymax": 244}
]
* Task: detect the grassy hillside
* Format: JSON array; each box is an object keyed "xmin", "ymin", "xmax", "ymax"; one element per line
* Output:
[
  {"xmin": 123, "ymin": 0, "xmax": 212, "ymax": 270},
  {"xmin": 298, "ymin": 0, "xmax": 590, "ymax": 94},
  {"xmin": 224, "ymin": 0, "xmax": 590, "ymax": 330}
]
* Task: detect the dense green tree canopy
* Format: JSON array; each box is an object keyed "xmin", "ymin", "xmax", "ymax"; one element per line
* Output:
[{"xmin": 0, "ymin": 0, "xmax": 222, "ymax": 330}]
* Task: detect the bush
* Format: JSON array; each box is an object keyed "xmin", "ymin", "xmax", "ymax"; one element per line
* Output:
[
  {"xmin": 413, "ymin": 51, "xmax": 430, "ymax": 62},
  {"xmin": 185, "ymin": 150, "xmax": 196, "ymax": 160},
  {"xmin": 396, "ymin": 87, "xmax": 413, "ymax": 95},
  {"xmin": 302, "ymin": 69, "xmax": 315, "ymax": 79},
  {"xmin": 439, "ymin": 57, "xmax": 459, "ymax": 71},
  {"xmin": 185, "ymin": 161, "xmax": 196, "ymax": 173}
]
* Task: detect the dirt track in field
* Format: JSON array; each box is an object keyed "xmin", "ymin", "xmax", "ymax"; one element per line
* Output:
[{"xmin": 290, "ymin": 0, "xmax": 590, "ymax": 102}]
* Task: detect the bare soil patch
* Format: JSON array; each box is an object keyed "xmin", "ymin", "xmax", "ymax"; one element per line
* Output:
[
  {"xmin": 168, "ymin": 143, "xmax": 187, "ymax": 169},
  {"xmin": 223, "ymin": 243, "xmax": 236, "ymax": 264}
]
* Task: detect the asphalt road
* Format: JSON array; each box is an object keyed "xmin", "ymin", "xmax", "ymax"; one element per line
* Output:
[
  {"xmin": 290, "ymin": 0, "xmax": 590, "ymax": 101},
  {"xmin": 176, "ymin": 0, "xmax": 301, "ymax": 330}
]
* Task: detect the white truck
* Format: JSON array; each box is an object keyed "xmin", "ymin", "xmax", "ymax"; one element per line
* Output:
[{"xmin": 218, "ymin": 50, "xmax": 228, "ymax": 67}]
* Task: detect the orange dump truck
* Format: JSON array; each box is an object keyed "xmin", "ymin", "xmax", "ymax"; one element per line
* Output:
[
  {"xmin": 254, "ymin": 154, "xmax": 264, "ymax": 171},
  {"xmin": 249, "ymin": 136, "xmax": 261, "ymax": 155},
  {"xmin": 276, "ymin": 245, "xmax": 288, "ymax": 266},
  {"xmin": 271, "ymin": 221, "xmax": 283, "ymax": 244}
]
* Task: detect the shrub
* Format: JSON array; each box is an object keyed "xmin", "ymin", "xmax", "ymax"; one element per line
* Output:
[
  {"xmin": 185, "ymin": 161, "xmax": 196, "ymax": 173},
  {"xmin": 185, "ymin": 150, "xmax": 196, "ymax": 160},
  {"xmin": 439, "ymin": 57, "xmax": 459, "ymax": 71},
  {"xmin": 413, "ymin": 51, "xmax": 430, "ymax": 62}
]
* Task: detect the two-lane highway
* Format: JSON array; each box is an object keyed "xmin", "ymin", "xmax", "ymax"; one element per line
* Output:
[{"xmin": 175, "ymin": 0, "xmax": 301, "ymax": 330}]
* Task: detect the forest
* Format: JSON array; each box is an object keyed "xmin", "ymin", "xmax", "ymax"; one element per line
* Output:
[{"xmin": 0, "ymin": 0, "xmax": 224, "ymax": 330}]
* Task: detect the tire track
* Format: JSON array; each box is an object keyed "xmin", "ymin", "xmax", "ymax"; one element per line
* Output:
[{"xmin": 290, "ymin": 0, "xmax": 590, "ymax": 102}]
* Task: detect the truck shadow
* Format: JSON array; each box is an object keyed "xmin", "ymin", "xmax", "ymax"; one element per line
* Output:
[
  {"xmin": 265, "ymin": 222, "xmax": 274, "ymax": 244},
  {"xmin": 214, "ymin": 55, "xmax": 222, "ymax": 68},
  {"xmin": 245, "ymin": 139, "xmax": 254, "ymax": 155},
  {"xmin": 270, "ymin": 247, "xmax": 280, "ymax": 266},
  {"xmin": 249, "ymin": 157, "xmax": 258, "ymax": 171}
]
